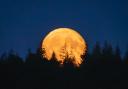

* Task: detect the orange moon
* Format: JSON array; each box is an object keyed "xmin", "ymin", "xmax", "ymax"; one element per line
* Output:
[{"xmin": 41, "ymin": 28, "xmax": 87, "ymax": 67}]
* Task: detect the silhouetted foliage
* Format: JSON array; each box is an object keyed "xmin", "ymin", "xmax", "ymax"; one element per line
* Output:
[
  {"xmin": 88, "ymin": 41, "xmax": 102, "ymax": 64},
  {"xmin": 102, "ymin": 42, "xmax": 114, "ymax": 64},
  {"xmin": 113, "ymin": 46, "xmax": 122, "ymax": 64},
  {"xmin": 124, "ymin": 48, "xmax": 128, "ymax": 64},
  {"xmin": 0, "ymin": 42, "xmax": 127, "ymax": 89}
]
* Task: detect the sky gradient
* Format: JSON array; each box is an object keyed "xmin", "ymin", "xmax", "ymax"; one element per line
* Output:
[{"xmin": 0, "ymin": 0, "xmax": 128, "ymax": 58}]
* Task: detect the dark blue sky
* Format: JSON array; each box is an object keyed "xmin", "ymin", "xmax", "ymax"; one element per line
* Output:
[{"xmin": 0, "ymin": 0, "xmax": 128, "ymax": 58}]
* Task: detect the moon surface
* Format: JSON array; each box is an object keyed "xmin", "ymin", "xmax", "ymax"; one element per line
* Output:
[{"xmin": 41, "ymin": 28, "xmax": 87, "ymax": 67}]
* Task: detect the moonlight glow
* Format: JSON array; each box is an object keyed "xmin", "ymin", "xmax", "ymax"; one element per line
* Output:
[{"xmin": 41, "ymin": 28, "xmax": 87, "ymax": 67}]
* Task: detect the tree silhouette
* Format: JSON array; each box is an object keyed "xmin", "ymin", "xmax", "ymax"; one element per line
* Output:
[
  {"xmin": 124, "ymin": 48, "xmax": 128, "ymax": 64},
  {"xmin": 0, "ymin": 52, "xmax": 7, "ymax": 64},
  {"xmin": 113, "ymin": 45, "xmax": 122, "ymax": 64},
  {"xmin": 50, "ymin": 52, "xmax": 60, "ymax": 66},
  {"xmin": 88, "ymin": 41, "xmax": 102, "ymax": 64},
  {"xmin": 0, "ymin": 41, "xmax": 127, "ymax": 89},
  {"xmin": 25, "ymin": 49, "xmax": 43, "ymax": 65},
  {"xmin": 0, "ymin": 50, "xmax": 23, "ymax": 65},
  {"xmin": 102, "ymin": 42, "xmax": 114, "ymax": 64}
]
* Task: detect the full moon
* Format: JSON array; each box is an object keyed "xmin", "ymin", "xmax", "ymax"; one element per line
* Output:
[{"xmin": 41, "ymin": 28, "xmax": 87, "ymax": 67}]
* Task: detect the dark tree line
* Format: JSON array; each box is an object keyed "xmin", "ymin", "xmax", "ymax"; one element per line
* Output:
[{"xmin": 0, "ymin": 42, "xmax": 128, "ymax": 89}]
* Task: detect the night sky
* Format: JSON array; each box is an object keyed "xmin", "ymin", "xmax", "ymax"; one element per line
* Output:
[{"xmin": 0, "ymin": 0, "xmax": 128, "ymax": 58}]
